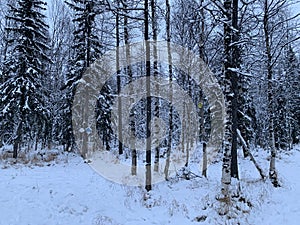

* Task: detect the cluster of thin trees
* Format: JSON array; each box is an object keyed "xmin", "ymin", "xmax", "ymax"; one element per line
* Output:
[{"xmin": 0, "ymin": 0, "xmax": 299, "ymax": 211}]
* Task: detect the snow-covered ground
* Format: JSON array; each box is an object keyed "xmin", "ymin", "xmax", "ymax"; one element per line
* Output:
[
  {"xmin": 0, "ymin": 146, "xmax": 299, "ymax": 225},
  {"xmin": 248, "ymin": 146, "xmax": 300, "ymax": 225}
]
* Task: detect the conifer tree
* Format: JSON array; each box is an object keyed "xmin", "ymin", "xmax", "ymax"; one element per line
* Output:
[
  {"xmin": 0, "ymin": 0, "xmax": 50, "ymax": 158},
  {"xmin": 63, "ymin": 0, "xmax": 103, "ymax": 152}
]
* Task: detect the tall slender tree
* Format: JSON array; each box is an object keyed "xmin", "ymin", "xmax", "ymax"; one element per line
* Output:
[
  {"xmin": 151, "ymin": 0, "xmax": 160, "ymax": 172},
  {"xmin": 120, "ymin": 0, "xmax": 137, "ymax": 174},
  {"xmin": 144, "ymin": 0, "xmax": 152, "ymax": 192},
  {"xmin": 220, "ymin": 0, "xmax": 233, "ymax": 209},
  {"xmin": 260, "ymin": 0, "xmax": 299, "ymax": 186},
  {"xmin": 230, "ymin": 0, "xmax": 239, "ymax": 179},
  {"xmin": 164, "ymin": 0, "xmax": 173, "ymax": 181},
  {"xmin": 64, "ymin": 0, "xmax": 102, "ymax": 154},
  {"xmin": 115, "ymin": 0, "xmax": 124, "ymax": 155}
]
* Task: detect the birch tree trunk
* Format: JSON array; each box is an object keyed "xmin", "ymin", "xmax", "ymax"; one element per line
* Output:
[
  {"xmin": 151, "ymin": 0, "xmax": 160, "ymax": 173},
  {"xmin": 220, "ymin": 0, "xmax": 233, "ymax": 209},
  {"xmin": 263, "ymin": 0, "xmax": 278, "ymax": 187},
  {"xmin": 121, "ymin": 0, "xmax": 137, "ymax": 175}
]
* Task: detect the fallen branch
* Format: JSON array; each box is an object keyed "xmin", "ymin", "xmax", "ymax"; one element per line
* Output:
[{"xmin": 237, "ymin": 129, "xmax": 266, "ymax": 180}]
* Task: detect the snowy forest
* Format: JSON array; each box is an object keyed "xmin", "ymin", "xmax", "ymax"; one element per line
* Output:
[{"xmin": 0, "ymin": 0, "xmax": 300, "ymax": 224}]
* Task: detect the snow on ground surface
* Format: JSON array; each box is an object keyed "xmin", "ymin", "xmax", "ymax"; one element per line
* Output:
[
  {"xmin": 0, "ymin": 145, "xmax": 300, "ymax": 225},
  {"xmin": 248, "ymin": 146, "xmax": 300, "ymax": 225}
]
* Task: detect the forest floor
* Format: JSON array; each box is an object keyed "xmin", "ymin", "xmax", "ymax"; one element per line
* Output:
[{"xmin": 0, "ymin": 145, "xmax": 299, "ymax": 225}]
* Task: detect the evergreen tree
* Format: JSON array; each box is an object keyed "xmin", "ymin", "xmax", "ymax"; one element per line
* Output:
[
  {"xmin": 63, "ymin": 0, "xmax": 103, "ymax": 153},
  {"xmin": 0, "ymin": 0, "xmax": 50, "ymax": 158},
  {"xmin": 96, "ymin": 84, "xmax": 113, "ymax": 151},
  {"xmin": 66, "ymin": 0, "xmax": 102, "ymax": 81},
  {"xmin": 282, "ymin": 46, "xmax": 300, "ymax": 146}
]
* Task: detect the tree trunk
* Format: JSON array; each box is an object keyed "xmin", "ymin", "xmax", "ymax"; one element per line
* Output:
[
  {"xmin": 230, "ymin": 0, "xmax": 239, "ymax": 179},
  {"xmin": 263, "ymin": 0, "xmax": 278, "ymax": 187},
  {"xmin": 13, "ymin": 121, "xmax": 22, "ymax": 159},
  {"xmin": 237, "ymin": 129, "xmax": 266, "ymax": 179},
  {"xmin": 122, "ymin": 0, "xmax": 137, "ymax": 175},
  {"xmin": 164, "ymin": 0, "xmax": 172, "ymax": 181},
  {"xmin": 145, "ymin": 0, "xmax": 152, "ymax": 192},
  {"xmin": 116, "ymin": 1, "xmax": 123, "ymax": 155},
  {"xmin": 199, "ymin": 0, "xmax": 205, "ymax": 143},
  {"xmin": 185, "ymin": 103, "xmax": 190, "ymax": 167},
  {"xmin": 181, "ymin": 101, "xmax": 186, "ymax": 153},
  {"xmin": 202, "ymin": 142, "xmax": 207, "ymax": 177},
  {"xmin": 220, "ymin": 0, "xmax": 233, "ymax": 211},
  {"xmin": 151, "ymin": 0, "xmax": 160, "ymax": 173}
]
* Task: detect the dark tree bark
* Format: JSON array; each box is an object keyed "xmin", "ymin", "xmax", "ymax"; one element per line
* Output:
[
  {"xmin": 164, "ymin": 0, "xmax": 173, "ymax": 181},
  {"xmin": 199, "ymin": 0, "xmax": 205, "ymax": 143},
  {"xmin": 145, "ymin": 0, "xmax": 152, "ymax": 192},
  {"xmin": 202, "ymin": 142, "xmax": 207, "ymax": 177},
  {"xmin": 230, "ymin": 0, "xmax": 239, "ymax": 179},
  {"xmin": 116, "ymin": 0, "xmax": 123, "ymax": 155}
]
